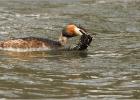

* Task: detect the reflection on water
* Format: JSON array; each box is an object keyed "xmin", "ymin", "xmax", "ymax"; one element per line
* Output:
[
  {"xmin": 1, "ymin": 50, "xmax": 88, "ymax": 60},
  {"xmin": 0, "ymin": 0, "xmax": 140, "ymax": 99}
]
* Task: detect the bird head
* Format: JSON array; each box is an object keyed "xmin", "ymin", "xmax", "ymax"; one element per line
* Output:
[{"xmin": 59, "ymin": 24, "xmax": 88, "ymax": 45}]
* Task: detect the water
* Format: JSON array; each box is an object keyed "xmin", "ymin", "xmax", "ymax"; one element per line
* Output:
[{"xmin": 0, "ymin": 0, "xmax": 140, "ymax": 99}]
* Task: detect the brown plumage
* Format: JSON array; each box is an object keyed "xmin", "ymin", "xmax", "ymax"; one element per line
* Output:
[{"xmin": 0, "ymin": 37, "xmax": 61, "ymax": 49}]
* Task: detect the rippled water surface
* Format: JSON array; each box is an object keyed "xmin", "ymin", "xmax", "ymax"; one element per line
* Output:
[{"xmin": 0, "ymin": 0, "xmax": 140, "ymax": 99}]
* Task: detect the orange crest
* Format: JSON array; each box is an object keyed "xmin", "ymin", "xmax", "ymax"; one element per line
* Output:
[{"xmin": 66, "ymin": 24, "xmax": 77, "ymax": 36}]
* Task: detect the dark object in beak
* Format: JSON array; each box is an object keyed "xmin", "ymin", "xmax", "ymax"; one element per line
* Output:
[{"xmin": 73, "ymin": 34, "xmax": 93, "ymax": 50}]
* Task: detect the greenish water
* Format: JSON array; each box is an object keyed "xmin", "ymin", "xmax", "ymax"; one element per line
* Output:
[{"xmin": 0, "ymin": 0, "xmax": 140, "ymax": 99}]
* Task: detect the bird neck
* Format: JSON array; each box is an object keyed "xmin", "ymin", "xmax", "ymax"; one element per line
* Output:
[{"xmin": 58, "ymin": 34, "xmax": 68, "ymax": 46}]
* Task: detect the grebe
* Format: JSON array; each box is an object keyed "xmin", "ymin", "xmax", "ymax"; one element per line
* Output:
[{"xmin": 0, "ymin": 24, "xmax": 92, "ymax": 52}]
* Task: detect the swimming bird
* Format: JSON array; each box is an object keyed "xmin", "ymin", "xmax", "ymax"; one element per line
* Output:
[{"xmin": 0, "ymin": 24, "xmax": 91, "ymax": 52}]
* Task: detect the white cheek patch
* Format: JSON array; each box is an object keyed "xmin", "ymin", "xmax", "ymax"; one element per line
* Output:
[{"xmin": 74, "ymin": 27, "xmax": 83, "ymax": 36}]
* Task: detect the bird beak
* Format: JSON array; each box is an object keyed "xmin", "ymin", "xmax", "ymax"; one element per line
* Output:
[
  {"xmin": 75, "ymin": 27, "xmax": 88, "ymax": 36},
  {"xmin": 79, "ymin": 29, "xmax": 88, "ymax": 35}
]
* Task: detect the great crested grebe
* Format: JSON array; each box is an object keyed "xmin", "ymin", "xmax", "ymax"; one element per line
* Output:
[{"xmin": 0, "ymin": 24, "xmax": 92, "ymax": 52}]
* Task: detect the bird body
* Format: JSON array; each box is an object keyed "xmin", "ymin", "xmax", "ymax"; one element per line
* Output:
[
  {"xmin": 0, "ymin": 37, "xmax": 62, "ymax": 52},
  {"xmin": 0, "ymin": 24, "xmax": 92, "ymax": 52}
]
